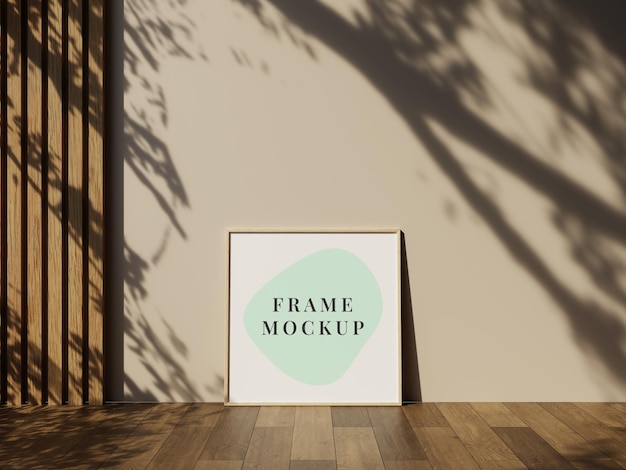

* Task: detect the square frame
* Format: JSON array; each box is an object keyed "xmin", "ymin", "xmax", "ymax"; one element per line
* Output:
[{"xmin": 226, "ymin": 229, "xmax": 402, "ymax": 405}]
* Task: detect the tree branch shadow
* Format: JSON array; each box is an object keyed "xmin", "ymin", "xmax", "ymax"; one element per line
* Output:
[
  {"xmin": 237, "ymin": 0, "xmax": 626, "ymax": 388},
  {"xmin": 114, "ymin": 0, "xmax": 221, "ymax": 403}
]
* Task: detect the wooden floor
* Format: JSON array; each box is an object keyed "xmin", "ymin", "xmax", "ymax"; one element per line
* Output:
[{"xmin": 0, "ymin": 403, "xmax": 625, "ymax": 469}]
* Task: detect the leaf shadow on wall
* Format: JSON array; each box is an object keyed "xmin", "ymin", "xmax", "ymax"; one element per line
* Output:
[
  {"xmin": 236, "ymin": 0, "xmax": 626, "ymax": 392},
  {"xmin": 106, "ymin": 0, "xmax": 223, "ymax": 402}
]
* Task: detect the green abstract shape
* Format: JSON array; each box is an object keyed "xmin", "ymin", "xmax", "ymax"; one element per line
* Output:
[{"xmin": 244, "ymin": 249, "xmax": 383, "ymax": 385}]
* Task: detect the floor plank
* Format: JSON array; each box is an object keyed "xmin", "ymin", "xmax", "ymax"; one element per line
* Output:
[
  {"xmin": 493, "ymin": 427, "xmax": 575, "ymax": 470},
  {"xmin": 0, "ymin": 407, "xmax": 85, "ymax": 467},
  {"xmin": 242, "ymin": 427, "xmax": 292, "ymax": 470},
  {"xmin": 334, "ymin": 427, "xmax": 384, "ymax": 470},
  {"xmin": 255, "ymin": 407, "xmax": 295, "ymax": 428},
  {"xmin": 610, "ymin": 403, "xmax": 626, "ymax": 417},
  {"xmin": 478, "ymin": 460, "xmax": 528, "ymax": 469},
  {"xmin": 146, "ymin": 425, "xmax": 213, "ymax": 470},
  {"xmin": 413, "ymin": 426, "xmax": 481, "ymax": 470},
  {"xmin": 403, "ymin": 403, "xmax": 448, "ymax": 427},
  {"xmin": 291, "ymin": 407, "xmax": 335, "ymax": 461},
  {"xmin": 105, "ymin": 428, "xmax": 171, "ymax": 466},
  {"xmin": 50, "ymin": 407, "xmax": 149, "ymax": 468},
  {"xmin": 134, "ymin": 403, "xmax": 190, "ymax": 431},
  {"xmin": 611, "ymin": 427, "xmax": 626, "ymax": 443},
  {"xmin": 179, "ymin": 404, "xmax": 224, "ymax": 427},
  {"xmin": 569, "ymin": 460, "xmax": 624, "ymax": 470},
  {"xmin": 541, "ymin": 403, "xmax": 626, "ymax": 467},
  {"xmin": 102, "ymin": 460, "xmax": 152, "ymax": 469},
  {"xmin": 505, "ymin": 403, "xmax": 605, "ymax": 461},
  {"xmin": 383, "ymin": 460, "xmax": 433, "ymax": 469},
  {"xmin": 104, "ymin": 405, "xmax": 187, "ymax": 466},
  {"xmin": 199, "ymin": 407, "xmax": 259, "ymax": 461},
  {"xmin": 194, "ymin": 461, "xmax": 243, "ymax": 470},
  {"xmin": 331, "ymin": 407, "xmax": 371, "ymax": 427},
  {"xmin": 437, "ymin": 403, "xmax": 517, "ymax": 461},
  {"xmin": 0, "ymin": 403, "xmax": 623, "ymax": 469},
  {"xmin": 0, "ymin": 407, "xmax": 39, "ymax": 437},
  {"xmin": 574, "ymin": 403, "xmax": 626, "ymax": 427},
  {"xmin": 367, "ymin": 406, "xmax": 426, "ymax": 460},
  {"xmin": 289, "ymin": 460, "xmax": 336, "ymax": 470},
  {"xmin": 471, "ymin": 403, "xmax": 527, "ymax": 428},
  {"xmin": 1, "ymin": 406, "xmax": 148, "ymax": 468}
]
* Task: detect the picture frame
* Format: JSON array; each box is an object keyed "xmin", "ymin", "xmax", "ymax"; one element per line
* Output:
[{"xmin": 226, "ymin": 230, "xmax": 402, "ymax": 405}]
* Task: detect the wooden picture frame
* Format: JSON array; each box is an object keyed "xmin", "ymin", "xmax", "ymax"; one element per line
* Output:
[{"xmin": 226, "ymin": 230, "xmax": 402, "ymax": 405}]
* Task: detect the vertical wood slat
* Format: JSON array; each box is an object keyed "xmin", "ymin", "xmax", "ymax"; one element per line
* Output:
[
  {"xmin": 6, "ymin": 0, "xmax": 23, "ymax": 406},
  {"xmin": 47, "ymin": 0, "xmax": 64, "ymax": 405},
  {"xmin": 67, "ymin": 0, "xmax": 84, "ymax": 406},
  {"xmin": 87, "ymin": 0, "xmax": 104, "ymax": 406},
  {"xmin": 0, "ymin": 0, "xmax": 6, "ymax": 406},
  {"xmin": 27, "ymin": 0, "xmax": 44, "ymax": 406},
  {"xmin": 2, "ymin": 0, "xmax": 104, "ymax": 406}
]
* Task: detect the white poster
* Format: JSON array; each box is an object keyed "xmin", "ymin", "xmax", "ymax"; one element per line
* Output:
[{"xmin": 227, "ymin": 231, "xmax": 401, "ymax": 405}]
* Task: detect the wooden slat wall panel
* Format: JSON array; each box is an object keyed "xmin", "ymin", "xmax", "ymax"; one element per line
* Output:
[
  {"xmin": 27, "ymin": 0, "xmax": 43, "ymax": 406},
  {"xmin": 87, "ymin": 0, "xmax": 104, "ymax": 406},
  {"xmin": 1, "ymin": 0, "xmax": 104, "ymax": 406},
  {"xmin": 0, "ymin": 0, "xmax": 6, "ymax": 407},
  {"xmin": 67, "ymin": 0, "xmax": 84, "ymax": 406},
  {"xmin": 47, "ymin": 0, "xmax": 64, "ymax": 406},
  {"xmin": 6, "ymin": 0, "xmax": 23, "ymax": 406}
]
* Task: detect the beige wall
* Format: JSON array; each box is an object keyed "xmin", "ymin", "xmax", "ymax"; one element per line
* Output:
[{"xmin": 114, "ymin": 0, "xmax": 626, "ymax": 402}]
